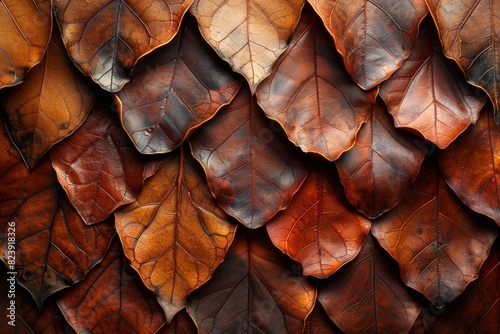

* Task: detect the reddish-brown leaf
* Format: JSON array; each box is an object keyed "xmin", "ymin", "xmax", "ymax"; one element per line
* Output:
[
  {"xmin": 0, "ymin": 0, "xmax": 51, "ymax": 88},
  {"xmin": 190, "ymin": 85, "xmax": 311, "ymax": 228},
  {"xmin": 266, "ymin": 159, "xmax": 371, "ymax": 278},
  {"xmin": 336, "ymin": 100, "xmax": 427, "ymax": 218},
  {"xmin": 425, "ymin": 0, "xmax": 500, "ymax": 122},
  {"xmin": 308, "ymin": 0, "xmax": 428, "ymax": 90},
  {"xmin": 0, "ymin": 27, "xmax": 97, "ymax": 171},
  {"xmin": 157, "ymin": 309, "xmax": 197, "ymax": 334},
  {"xmin": 54, "ymin": 0, "xmax": 193, "ymax": 92},
  {"xmin": 439, "ymin": 105, "xmax": 500, "ymax": 226},
  {"xmin": 257, "ymin": 6, "xmax": 377, "ymax": 161},
  {"xmin": 187, "ymin": 228, "xmax": 317, "ymax": 333},
  {"xmin": 319, "ymin": 234, "xmax": 422, "ymax": 333},
  {"xmin": 190, "ymin": 0, "xmax": 305, "ymax": 93},
  {"xmin": 50, "ymin": 96, "xmax": 161, "ymax": 225},
  {"xmin": 115, "ymin": 16, "xmax": 241, "ymax": 154},
  {"xmin": 379, "ymin": 18, "xmax": 487, "ymax": 149},
  {"xmin": 58, "ymin": 238, "xmax": 166, "ymax": 334},
  {"xmin": 304, "ymin": 303, "xmax": 343, "ymax": 334},
  {"xmin": 115, "ymin": 145, "xmax": 236, "ymax": 322},
  {"xmin": 372, "ymin": 157, "xmax": 498, "ymax": 306}
]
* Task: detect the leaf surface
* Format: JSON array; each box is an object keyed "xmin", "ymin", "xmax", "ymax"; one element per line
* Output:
[
  {"xmin": 304, "ymin": 303, "xmax": 343, "ymax": 334},
  {"xmin": 157, "ymin": 309, "xmax": 197, "ymax": 334}
]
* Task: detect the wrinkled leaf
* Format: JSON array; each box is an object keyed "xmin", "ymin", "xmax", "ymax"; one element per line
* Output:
[
  {"xmin": 58, "ymin": 238, "xmax": 166, "ymax": 334},
  {"xmin": 187, "ymin": 228, "xmax": 317, "ymax": 334},
  {"xmin": 336, "ymin": 100, "xmax": 427, "ymax": 218},
  {"xmin": 308, "ymin": 0, "xmax": 428, "ymax": 89},
  {"xmin": 115, "ymin": 145, "xmax": 236, "ymax": 322},
  {"xmin": 257, "ymin": 7, "xmax": 378, "ymax": 161},
  {"xmin": 0, "ymin": 0, "xmax": 51, "ymax": 88},
  {"xmin": 157, "ymin": 309, "xmax": 197, "ymax": 334},
  {"xmin": 190, "ymin": 85, "xmax": 311, "ymax": 228},
  {"xmin": 190, "ymin": 0, "xmax": 305, "ymax": 93},
  {"xmin": 0, "ymin": 26, "xmax": 97, "ymax": 171},
  {"xmin": 439, "ymin": 105, "xmax": 500, "ymax": 226},
  {"xmin": 54, "ymin": 0, "xmax": 193, "ymax": 92},
  {"xmin": 426, "ymin": 0, "xmax": 500, "ymax": 122},
  {"xmin": 266, "ymin": 159, "xmax": 371, "ymax": 278},
  {"xmin": 115, "ymin": 16, "xmax": 241, "ymax": 154},
  {"xmin": 51, "ymin": 96, "xmax": 161, "ymax": 225},
  {"xmin": 319, "ymin": 234, "xmax": 422, "ymax": 334},
  {"xmin": 379, "ymin": 18, "xmax": 487, "ymax": 149},
  {"xmin": 372, "ymin": 157, "xmax": 498, "ymax": 306}
]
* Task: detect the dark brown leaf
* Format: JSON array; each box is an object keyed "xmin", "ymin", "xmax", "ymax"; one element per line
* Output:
[
  {"xmin": 157, "ymin": 310, "xmax": 197, "ymax": 334},
  {"xmin": 304, "ymin": 303, "xmax": 343, "ymax": 334}
]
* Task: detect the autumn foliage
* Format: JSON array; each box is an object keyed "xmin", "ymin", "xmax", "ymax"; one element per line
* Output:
[{"xmin": 0, "ymin": 0, "xmax": 499, "ymax": 333}]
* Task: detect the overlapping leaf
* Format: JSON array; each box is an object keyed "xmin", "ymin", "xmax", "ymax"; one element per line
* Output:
[
  {"xmin": 58, "ymin": 238, "xmax": 166, "ymax": 333},
  {"xmin": 190, "ymin": 0, "xmax": 305, "ymax": 93},
  {"xmin": 187, "ymin": 228, "xmax": 317, "ymax": 333},
  {"xmin": 257, "ymin": 7, "xmax": 378, "ymax": 161},
  {"xmin": 379, "ymin": 18, "xmax": 487, "ymax": 149},
  {"xmin": 190, "ymin": 86, "xmax": 311, "ymax": 228},
  {"xmin": 318, "ymin": 234, "xmax": 422, "ymax": 334},
  {"xmin": 304, "ymin": 303, "xmax": 343, "ymax": 334},
  {"xmin": 266, "ymin": 159, "xmax": 371, "ymax": 278},
  {"xmin": 439, "ymin": 105, "xmax": 500, "ymax": 226},
  {"xmin": 308, "ymin": 0, "xmax": 428, "ymax": 89},
  {"xmin": 0, "ymin": 0, "xmax": 51, "ymax": 88},
  {"xmin": 50, "ymin": 96, "xmax": 161, "ymax": 225},
  {"xmin": 157, "ymin": 309, "xmax": 197, "ymax": 334},
  {"xmin": 54, "ymin": 0, "xmax": 193, "ymax": 92},
  {"xmin": 336, "ymin": 101, "xmax": 427, "ymax": 218},
  {"xmin": 115, "ymin": 146, "xmax": 237, "ymax": 322},
  {"xmin": 372, "ymin": 158, "xmax": 498, "ymax": 306},
  {"xmin": 426, "ymin": 0, "xmax": 500, "ymax": 122},
  {"xmin": 115, "ymin": 16, "xmax": 241, "ymax": 154},
  {"xmin": 0, "ymin": 27, "xmax": 97, "ymax": 171}
]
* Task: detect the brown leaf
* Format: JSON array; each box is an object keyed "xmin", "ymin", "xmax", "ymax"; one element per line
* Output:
[
  {"xmin": 266, "ymin": 159, "xmax": 371, "ymax": 278},
  {"xmin": 54, "ymin": 0, "xmax": 193, "ymax": 92},
  {"xmin": 50, "ymin": 95, "xmax": 161, "ymax": 225},
  {"xmin": 372, "ymin": 157, "xmax": 498, "ymax": 306},
  {"xmin": 257, "ymin": 6, "xmax": 378, "ymax": 161},
  {"xmin": 304, "ymin": 303, "xmax": 344, "ymax": 334},
  {"xmin": 0, "ymin": 26, "xmax": 97, "ymax": 171},
  {"xmin": 157, "ymin": 309, "xmax": 197, "ymax": 334},
  {"xmin": 187, "ymin": 228, "xmax": 317, "ymax": 334},
  {"xmin": 308, "ymin": 0, "xmax": 428, "ymax": 89},
  {"xmin": 379, "ymin": 18, "xmax": 487, "ymax": 149},
  {"xmin": 115, "ymin": 16, "xmax": 241, "ymax": 154},
  {"xmin": 115, "ymin": 145, "xmax": 236, "ymax": 322},
  {"xmin": 425, "ymin": 0, "xmax": 500, "ymax": 122},
  {"xmin": 190, "ymin": 85, "xmax": 311, "ymax": 228},
  {"xmin": 439, "ymin": 105, "xmax": 500, "ymax": 226},
  {"xmin": 57, "ymin": 238, "xmax": 166, "ymax": 334},
  {"xmin": 0, "ymin": 0, "xmax": 51, "ymax": 88},
  {"xmin": 336, "ymin": 100, "xmax": 427, "ymax": 218},
  {"xmin": 190, "ymin": 0, "xmax": 306, "ymax": 93}
]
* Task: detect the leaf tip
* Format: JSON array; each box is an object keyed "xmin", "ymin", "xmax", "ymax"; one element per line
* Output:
[{"xmin": 158, "ymin": 299, "xmax": 184, "ymax": 324}]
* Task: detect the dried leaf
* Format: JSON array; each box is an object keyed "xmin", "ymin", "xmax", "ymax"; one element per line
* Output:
[
  {"xmin": 257, "ymin": 7, "xmax": 378, "ymax": 161},
  {"xmin": 157, "ymin": 309, "xmax": 197, "ymax": 334},
  {"xmin": 115, "ymin": 145, "xmax": 236, "ymax": 322},
  {"xmin": 304, "ymin": 303, "xmax": 344, "ymax": 334},
  {"xmin": 190, "ymin": 0, "xmax": 306, "ymax": 93},
  {"xmin": 190, "ymin": 85, "xmax": 311, "ymax": 228},
  {"xmin": 54, "ymin": 0, "xmax": 193, "ymax": 92},
  {"xmin": 266, "ymin": 159, "xmax": 371, "ymax": 278}
]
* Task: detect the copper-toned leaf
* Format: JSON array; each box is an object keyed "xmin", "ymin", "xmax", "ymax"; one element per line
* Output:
[
  {"xmin": 58, "ymin": 238, "xmax": 166, "ymax": 333},
  {"xmin": 50, "ymin": 96, "xmax": 161, "ymax": 225},
  {"xmin": 115, "ymin": 16, "xmax": 241, "ymax": 154},
  {"xmin": 372, "ymin": 157, "xmax": 498, "ymax": 306},
  {"xmin": 257, "ymin": 7, "xmax": 378, "ymax": 161},
  {"xmin": 190, "ymin": 85, "xmax": 311, "ymax": 228},
  {"xmin": 379, "ymin": 18, "xmax": 487, "ymax": 149},
  {"xmin": 308, "ymin": 0, "xmax": 428, "ymax": 89},
  {"xmin": 115, "ymin": 145, "xmax": 236, "ymax": 322},
  {"xmin": 54, "ymin": 0, "xmax": 193, "ymax": 92},
  {"xmin": 336, "ymin": 100, "xmax": 427, "ymax": 218},
  {"xmin": 187, "ymin": 228, "xmax": 317, "ymax": 333},
  {"xmin": 266, "ymin": 159, "xmax": 371, "ymax": 278},
  {"xmin": 0, "ymin": 27, "xmax": 97, "ymax": 171},
  {"xmin": 157, "ymin": 309, "xmax": 197, "ymax": 334},
  {"xmin": 0, "ymin": 0, "xmax": 51, "ymax": 88},
  {"xmin": 439, "ymin": 105, "xmax": 500, "ymax": 226},
  {"xmin": 425, "ymin": 0, "xmax": 500, "ymax": 122},
  {"xmin": 304, "ymin": 303, "xmax": 343, "ymax": 334},
  {"xmin": 190, "ymin": 0, "xmax": 305, "ymax": 93}
]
